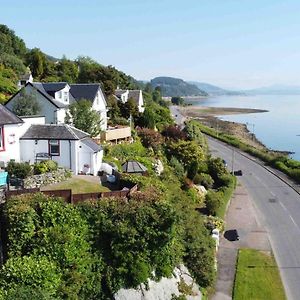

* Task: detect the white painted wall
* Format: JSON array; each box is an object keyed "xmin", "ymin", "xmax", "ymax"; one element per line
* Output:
[
  {"xmin": 20, "ymin": 138, "xmax": 103, "ymax": 176},
  {"xmin": 0, "ymin": 116, "xmax": 45, "ymax": 165},
  {"xmin": 56, "ymin": 109, "xmax": 66, "ymax": 124},
  {"xmin": 6, "ymin": 85, "xmax": 57, "ymax": 124},
  {"xmin": 54, "ymin": 85, "xmax": 70, "ymax": 104},
  {"xmin": 137, "ymin": 90, "xmax": 145, "ymax": 113},
  {"xmin": 20, "ymin": 139, "xmax": 73, "ymax": 169},
  {"xmin": 92, "ymin": 89, "xmax": 108, "ymax": 131}
]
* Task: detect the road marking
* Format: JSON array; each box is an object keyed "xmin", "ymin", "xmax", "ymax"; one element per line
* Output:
[
  {"xmin": 289, "ymin": 215, "xmax": 299, "ymax": 230},
  {"xmin": 279, "ymin": 201, "xmax": 288, "ymax": 211},
  {"xmin": 270, "ymin": 191, "xmax": 276, "ymax": 197}
]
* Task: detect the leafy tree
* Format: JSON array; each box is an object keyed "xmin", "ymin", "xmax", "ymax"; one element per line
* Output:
[
  {"xmin": 138, "ymin": 107, "xmax": 156, "ymax": 129},
  {"xmin": 167, "ymin": 140, "xmax": 205, "ymax": 168},
  {"xmin": 12, "ymin": 90, "xmax": 40, "ymax": 116},
  {"xmin": 65, "ymin": 99, "xmax": 102, "ymax": 137},
  {"xmin": 171, "ymin": 96, "xmax": 185, "ymax": 106},
  {"xmin": 0, "ymin": 65, "xmax": 18, "ymax": 103},
  {"xmin": 56, "ymin": 56, "xmax": 78, "ymax": 83},
  {"xmin": 184, "ymin": 120, "xmax": 206, "ymax": 146},
  {"xmin": 137, "ymin": 128, "xmax": 164, "ymax": 152},
  {"xmin": 208, "ymin": 157, "xmax": 228, "ymax": 185},
  {"xmin": 162, "ymin": 125, "xmax": 187, "ymax": 141},
  {"xmin": 26, "ymin": 48, "xmax": 47, "ymax": 79}
]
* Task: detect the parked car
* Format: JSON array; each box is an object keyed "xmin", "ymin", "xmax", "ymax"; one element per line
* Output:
[{"xmin": 234, "ymin": 170, "xmax": 243, "ymax": 176}]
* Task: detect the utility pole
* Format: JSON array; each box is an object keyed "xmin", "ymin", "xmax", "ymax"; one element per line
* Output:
[{"xmin": 231, "ymin": 147, "xmax": 235, "ymax": 174}]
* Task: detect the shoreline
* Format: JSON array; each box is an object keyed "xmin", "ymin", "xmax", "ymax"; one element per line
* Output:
[{"xmin": 177, "ymin": 106, "xmax": 292, "ymax": 156}]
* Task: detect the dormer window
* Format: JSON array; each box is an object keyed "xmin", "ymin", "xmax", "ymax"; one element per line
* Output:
[{"xmin": 64, "ymin": 92, "xmax": 69, "ymax": 102}]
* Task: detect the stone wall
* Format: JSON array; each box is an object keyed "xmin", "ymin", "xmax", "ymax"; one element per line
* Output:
[{"xmin": 24, "ymin": 169, "xmax": 71, "ymax": 189}]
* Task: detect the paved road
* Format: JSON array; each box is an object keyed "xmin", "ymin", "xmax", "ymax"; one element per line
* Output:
[
  {"xmin": 169, "ymin": 106, "xmax": 186, "ymax": 128},
  {"xmin": 208, "ymin": 137, "xmax": 300, "ymax": 300}
]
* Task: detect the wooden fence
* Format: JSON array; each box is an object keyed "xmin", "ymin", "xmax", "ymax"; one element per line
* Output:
[{"xmin": 5, "ymin": 185, "xmax": 138, "ymax": 204}]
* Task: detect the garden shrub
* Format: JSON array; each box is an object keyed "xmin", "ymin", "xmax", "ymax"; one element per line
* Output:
[
  {"xmin": 33, "ymin": 160, "xmax": 58, "ymax": 174},
  {"xmin": 205, "ymin": 190, "xmax": 222, "ymax": 216},
  {"xmin": 0, "ymin": 256, "xmax": 61, "ymax": 297},
  {"xmin": 137, "ymin": 127, "xmax": 164, "ymax": 152},
  {"xmin": 195, "ymin": 173, "xmax": 214, "ymax": 189},
  {"xmin": 6, "ymin": 161, "xmax": 32, "ymax": 179},
  {"xmin": 169, "ymin": 156, "xmax": 185, "ymax": 180}
]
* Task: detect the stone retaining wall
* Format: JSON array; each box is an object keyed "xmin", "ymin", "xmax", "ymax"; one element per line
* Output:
[{"xmin": 24, "ymin": 169, "xmax": 71, "ymax": 189}]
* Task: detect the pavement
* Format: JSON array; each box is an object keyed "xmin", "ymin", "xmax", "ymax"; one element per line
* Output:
[{"xmin": 211, "ymin": 183, "xmax": 271, "ymax": 300}]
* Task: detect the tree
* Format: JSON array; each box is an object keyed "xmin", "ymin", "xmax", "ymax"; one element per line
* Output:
[
  {"xmin": 26, "ymin": 48, "xmax": 47, "ymax": 79},
  {"xmin": 65, "ymin": 99, "xmax": 102, "ymax": 137},
  {"xmin": 171, "ymin": 96, "xmax": 185, "ymax": 106},
  {"xmin": 56, "ymin": 55, "xmax": 79, "ymax": 83},
  {"xmin": 137, "ymin": 128, "xmax": 164, "ymax": 153},
  {"xmin": 12, "ymin": 90, "xmax": 40, "ymax": 116},
  {"xmin": 167, "ymin": 140, "xmax": 205, "ymax": 168}
]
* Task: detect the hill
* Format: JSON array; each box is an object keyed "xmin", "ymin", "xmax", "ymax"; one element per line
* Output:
[
  {"xmin": 243, "ymin": 84, "xmax": 300, "ymax": 95},
  {"xmin": 188, "ymin": 81, "xmax": 243, "ymax": 96},
  {"xmin": 150, "ymin": 76, "xmax": 208, "ymax": 97}
]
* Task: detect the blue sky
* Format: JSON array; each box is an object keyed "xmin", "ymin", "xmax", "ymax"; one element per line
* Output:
[{"xmin": 2, "ymin": 0, "xmax": 300, "ymax": 88}]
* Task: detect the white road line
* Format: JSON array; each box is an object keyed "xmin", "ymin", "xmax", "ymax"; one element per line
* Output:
[
  {"xmin": 279, "ymin": 201, "xmax": 288, "ymax": 211},
  {"xmin": 270, "ymin": 191, "xmax": 276, "ymax": 197},
  {"xmin": 289, "ymin": 215, "xmax": 299, "ymax": 230}
]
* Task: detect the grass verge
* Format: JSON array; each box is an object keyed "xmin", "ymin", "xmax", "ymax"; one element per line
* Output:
[
  {"xmin": 233, "ymin": 249, "xmax": 286, "ymax": 300},
  {"xmin": 216, "ymin": 176, "xmax": 237, "ymax": 219},
  {"xmin": 41, "ymin": 177, "xmax": 110, "ymax": 194},
  {"xmin": 197, "ymin": 122, "xmax": 300, "ymax": 184}
]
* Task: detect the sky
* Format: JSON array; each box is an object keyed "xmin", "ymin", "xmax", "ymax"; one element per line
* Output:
[{"xmin": 2, "ymin": 0, "xmax": 300, "ymax": 89}]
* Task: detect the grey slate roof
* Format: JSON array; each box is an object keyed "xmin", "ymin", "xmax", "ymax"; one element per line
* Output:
[
  {"xmin": 31, "ymin": 82, "xmax": 68, "ymax": 108},
  {"xmin": 20, "ymin": 124, "xmax": 89, "ymax": 140},
  {"xmin": 0, "ymin": 104, "xmax": 23, "ymax": 125},
  {"xmin": 128, "ymin": 90, "xmax": 141, "ymax": 105},
  {"xmin": 70, "ymin": 84, "xmax": 100, "ymax": 102},
  {"xmin": 122, "ymin": 160, "xmax": 148, "ymax": 173},
  {"xmin": 115, "ymin": 89, "xmax": 127, "ymax": 97},
  {"xmin": 81, "ymin": 138, "xmax": 102, "ymax": 152},
  {"xmin": 39, "ymin": 82, "xmax": 68, "ymax": 93}
]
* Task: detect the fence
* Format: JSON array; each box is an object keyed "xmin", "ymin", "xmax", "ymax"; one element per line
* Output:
[{"xmin": 5, "ymin": 185, "xmax": 138, "ymax": 204}]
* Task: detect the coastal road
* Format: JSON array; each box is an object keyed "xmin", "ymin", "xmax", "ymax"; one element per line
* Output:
[{"xmin": 208, "ymin": 137, "xmax": 300, "ymax": 300}]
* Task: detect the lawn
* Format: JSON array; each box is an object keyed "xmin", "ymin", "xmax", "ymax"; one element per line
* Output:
[
  {"xmin": 41, "ymin": 177, "xmax": 110, "ymax": 194},
  {"xmin": 233, "ymin": 249, "xmax": 286, "ymax": 300}
]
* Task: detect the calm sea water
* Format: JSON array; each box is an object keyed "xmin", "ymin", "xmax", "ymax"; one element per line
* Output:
[{"xmin": 185, "ymin": 95, "xmax": 300, "ymax": 160}]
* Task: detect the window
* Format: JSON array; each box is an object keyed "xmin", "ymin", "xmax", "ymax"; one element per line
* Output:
[
  {"xmin": 0, "ymin": 127, "xmax": 4, "ymax": 151},
  {"xmin": 49, "ymin": 140, "xmax": 60, "ymax": 156},
  {"xmin": 64, "ymin": 92, "xmax": 69, "ymax": 102},
  {"xmin": 58, "ymin": 91, "xmax": 62, "ymax": 98}
]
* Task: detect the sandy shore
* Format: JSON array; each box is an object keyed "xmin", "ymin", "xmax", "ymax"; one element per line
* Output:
[{"xmin": 178, "ymin": 106, "xmax": 289, "ymax": 154}]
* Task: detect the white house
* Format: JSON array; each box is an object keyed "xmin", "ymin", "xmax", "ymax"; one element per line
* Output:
[
  {"xmin": 0, "ymin": 104, "xmax": 45, "ymax": 165},
  {"xmin": 69, "ymin": 83, "xmax": 108, "ymax": 130},
  {"xmin": 5, "ymin": 82, "xmax": 108, "ymax": 131},
  {"xmin": 114, "ymin": 89, "xmax": 145, "ymax": 113},
  {"xmin": 20, "ymin": 124, "xmax": 103, "ymax": 176}
]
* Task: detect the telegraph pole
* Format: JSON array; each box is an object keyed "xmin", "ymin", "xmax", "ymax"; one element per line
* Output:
[{"xmin": 231, "ymin": 147, "xmax": 235, "ymax": 174}]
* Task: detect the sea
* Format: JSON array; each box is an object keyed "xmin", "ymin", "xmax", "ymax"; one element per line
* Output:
[{"xmin": 185, "ymin": 95, "xmax": 300, "ymax": 161}]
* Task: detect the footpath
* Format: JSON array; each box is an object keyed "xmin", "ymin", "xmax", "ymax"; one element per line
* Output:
[{"xmin": 211, "ymin": 183, "xmax": 271, "ymax": 300}]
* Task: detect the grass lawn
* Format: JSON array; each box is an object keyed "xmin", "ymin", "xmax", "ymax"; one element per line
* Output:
[
  {"xmin": 41, "ymin": 177, "xmax": 110, "ymax": 194},
  {"xmin": 233, "ymin": 249, "xmax": 286, "ymax": 300}
]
